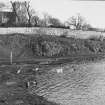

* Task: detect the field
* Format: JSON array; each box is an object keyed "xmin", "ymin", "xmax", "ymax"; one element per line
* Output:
[{"xmin": 0, "ymin": 27, "xmax": 104, "ymax": 39}]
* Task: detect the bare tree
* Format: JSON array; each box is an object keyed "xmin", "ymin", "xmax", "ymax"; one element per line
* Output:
[
  {"xmin": 41, "ymin": 13, "xmax": 51, "ymax": 26},
  {"xmin": 24, "ymin": 1, "xmax": 32, "ymax": 26},
  {"xmin": 82, "ymin": 23, "xmax": 92, "ymax": 31},
  {"xmin": 41, "ymin": 13, "xmax": 63, "ymax": 27},
  {"xmin": 48, "ymin": 16, "xmax": 62, "ymax": 27},
  {"xmin": 0, "ymin": 2, "xmax": 6, "ymax": 24},
  {"xmin": 0, "ymin": 2, "xmax": 6, "ymax": 8},
  {"xmin": 67, "ymin": 14, "xmax": 85, "ymax": 30},
  {"xmin": 10, "ymin": 1, "xmax": 34, "ymax": 26},
  {"xmin": 10, "ymin": 1, "xmax": 20, "ymax": 25},
  {"xmin": 11, "ymin": 1, "xmax": 28, "ymax": 26},
  {"xmin": 31, "ymin": 15, "xmax": 40, "ymax": 26}
]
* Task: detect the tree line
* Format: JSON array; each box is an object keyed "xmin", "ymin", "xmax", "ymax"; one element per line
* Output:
[{"xmin": 0, "ymin": 1, "xmax": 104, "ymax": 31}]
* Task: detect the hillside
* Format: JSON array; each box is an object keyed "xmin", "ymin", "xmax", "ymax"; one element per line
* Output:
[
  {"xmin": 0, "ymin": 33, "xmax": 105, "ymax": 61},
  {"xmin": 0, "ymin": 33, "xmax": 104, "ymax": 60}
]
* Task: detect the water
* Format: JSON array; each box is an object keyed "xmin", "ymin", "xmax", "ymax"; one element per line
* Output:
[{"xmin": 34, "ymin": 60, "xmax": 105, "ymax": 105}]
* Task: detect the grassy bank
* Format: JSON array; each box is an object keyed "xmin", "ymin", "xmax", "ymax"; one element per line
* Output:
[{"xmin": 0, "ymin": 33, "xmax": 105, "ymax": 60}]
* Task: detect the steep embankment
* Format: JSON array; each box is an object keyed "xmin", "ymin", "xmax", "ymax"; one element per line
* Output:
[{"xmin": 0, "ymin": 33, "xmax": 105, "ymax": 60}]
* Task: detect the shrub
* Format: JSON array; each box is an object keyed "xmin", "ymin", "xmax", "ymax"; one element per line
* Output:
[
  {"xmin": 88, "ymin": 35, "xmax": 105, "ymax": 41},
  {"xmin": 29, "ymin": 36, "xmax": 65, "ymax": 56},
  {"xmin": 84, "ymin": 40, "xmax": 105, "ymax": 53},
  {"xmin": 60, "ymin": 31, "xmax": 68, "ymax": 38}
]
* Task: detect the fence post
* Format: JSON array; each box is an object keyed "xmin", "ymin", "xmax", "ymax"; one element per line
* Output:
[{"xmin": 10, "ymin": 51, "xmax": 13, "ymax": 64}]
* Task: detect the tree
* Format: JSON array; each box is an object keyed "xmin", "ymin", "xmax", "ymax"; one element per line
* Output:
[
  {"xmin": 0, "ymin": 2, "xmax": 6, "ymax": 8},
  {"xmin": 40, "ymin": 13, "xmax": 63, "ymax": 27},
  {"xmin": 67, "ymin": 14, "xmax": 85, "ymax": 30},
  {"xmin": 31, "ymin": 15, "xmax": 40, "ymax": 26},
  {"xmin": 41, "ymin": 13, "xmax": 51, "ymax": 27},
  {"xmin": 0, "ymin": 2, "xmax": 6, "ymax": 25},
  {"xmin": 10, "ymin": 1, "xmax": 35, "ymax": 26},
  {"xmin": 10, "ymin": 1, "xmax": 21, "ymax": 26},
  {"xmin": 48, "ymin": 16, "xmax": 63, "ymax": 27},
  {"xmin": 82, "ymin": 23, "xmax": 92, "ymax": 31},
  {"xmin": 24, "ymin": 1, "xmax": 33, "ymax": 26}
]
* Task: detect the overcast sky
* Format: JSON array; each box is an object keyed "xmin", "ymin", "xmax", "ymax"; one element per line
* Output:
[{"xmin": 1, "ymin": 0, "xmax": 105, "ymax": 28}]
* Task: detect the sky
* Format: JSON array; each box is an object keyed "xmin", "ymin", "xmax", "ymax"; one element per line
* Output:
[{"xmin": 1, "ymin": 0, "xmax": 105, "ymax": 29}]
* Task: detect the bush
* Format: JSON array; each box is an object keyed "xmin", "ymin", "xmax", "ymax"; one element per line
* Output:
[
  {"xmin": 1, "ymin": 33, "xmax": 105, "ymax": 59},
  {"xmin": 88, "ymin": 35, "xmax": 105, "ymax": 41},
  {"xmin": 84, "ymin": 40, "xmax": 105, "ymax": 53},
  {"xmin": 29, "ymin": 36, "xmax": 65, "ymax": 56},
  {"xmin": 60, "ymin": 31, "xmax": 68, "ymax": 38}
]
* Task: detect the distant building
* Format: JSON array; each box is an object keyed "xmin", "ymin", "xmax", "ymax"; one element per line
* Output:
[{"xmin": 0, "ymin": 8, "xmax": 16, "ymax": 27}]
